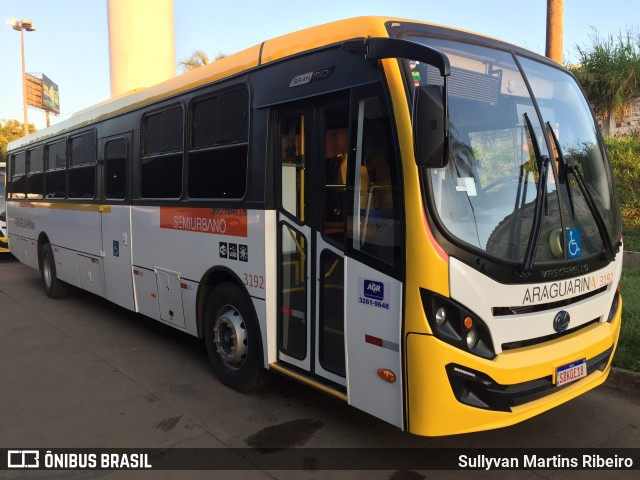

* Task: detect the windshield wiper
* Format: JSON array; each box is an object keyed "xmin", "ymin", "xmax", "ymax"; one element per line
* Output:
[
  {"xmin": 546, "ymin": 123, "xmax": 615, "ymax": 262},
  {"xmin": 521, "ymin": 113, "xmax": 550, "ymax": 274},
  {"xmin": 546, "ymin": 123, "xmax": 576, "ymax": 219}
]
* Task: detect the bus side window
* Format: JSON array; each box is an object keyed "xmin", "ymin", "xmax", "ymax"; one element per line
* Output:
[
  {"xmin": 280, "ymin": 113, "xmax": 306, "ymax": 222},
  {"xmin": 188, "ymin": 88, "xmax": 249, "ymax": 199},
  {"xmin": 9, "ymin": 152, "xmax": 26, "ymax": 199},
  {"xmin": 45, "ymin": 140, "xmax": 67, "ymax": 199},
  {"xmin": 27, "ymin": 146, "xmax": 44, "ymax": 199},
  {"xmin": 350, "ymin": 97, "xmax": 401, "ymax": 266},
  {"xmin": 105, "ymin": 138, "xmax": 127, "ymax": 200},
  {"xmin": 141, "ymin": 105, "xmax": 183, "ymax": 199},
  {"xmin": 322, "ymin": 103, "xmax": 350, "ymax": 245},
  {"xmin": 69, "ymin": 131, "xmax": 97, "ymax": 199}
]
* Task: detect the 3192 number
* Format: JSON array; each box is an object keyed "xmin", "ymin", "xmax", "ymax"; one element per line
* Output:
[{"xmin": 243, "ymin": 273, "xmax": 264, "ymax": 289}]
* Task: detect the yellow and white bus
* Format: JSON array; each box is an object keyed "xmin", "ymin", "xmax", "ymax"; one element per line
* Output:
[
  {"xmin": 0, "ymin": 161, "xmax": 9, "ymax": 252},
  {"xmin": 5, "ymin": 17, "xmax": 623, "ymax": 436}
]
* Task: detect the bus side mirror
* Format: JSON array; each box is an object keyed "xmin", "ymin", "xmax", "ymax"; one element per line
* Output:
[{"xmin": 413, "ymin": 85, "xmax": 448, "ymax": 168}]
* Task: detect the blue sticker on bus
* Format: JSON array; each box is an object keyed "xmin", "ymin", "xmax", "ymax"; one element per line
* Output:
[
  {"xmin": 113, "ymin": 240, "xmax": 119, "ymax": 257},
  {"xmin": 566, "ymin": 228, "xmax": 582, "ymax": 259},
  {"xmin": 364, "ymin": 279, "xmax": 384, "ymax": 301}
]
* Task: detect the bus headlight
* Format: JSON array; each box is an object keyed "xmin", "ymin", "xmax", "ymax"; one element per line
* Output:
[
  {"xmin": 420, "ymin": 289, "xmax": 495, "ymax": 359},
  {"xmin": 466, "ymin": 329, "xmax": 479, "ymax": 349}
]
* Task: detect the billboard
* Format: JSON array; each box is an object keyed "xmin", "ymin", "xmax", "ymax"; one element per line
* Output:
[
  {"xmin": 24, "ymin": 73, "xmax": 60, "ymax": 114},
  {"xmin": 25, "ymin": 74, "xmax": 44, "ymax": 109},
  {"xmin": 42, "ymin": 74, "xmax": 60, "ymax": 114}
]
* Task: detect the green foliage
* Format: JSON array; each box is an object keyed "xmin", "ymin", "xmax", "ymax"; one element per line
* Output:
[
  {"xmin": 572, "ymin": 29, "xmax": 640, "ymax": 120},
  {"xmin": 178, "ymin": 50, "xmax": 227, "ymax": 73},
  {"xmin": 605, "ymin": 135, "xmax": 640, "ymax": 250},
  {"xmin": 0, "ymin": 119, "xmax": 36, "ymax": 161},
  {"xmin": 624, "ymin": 229, "xmax": 640, "ymax": 252},
  {"xmin": 615, "ymin": 268, "xmax": 640, "ymax": 371}
]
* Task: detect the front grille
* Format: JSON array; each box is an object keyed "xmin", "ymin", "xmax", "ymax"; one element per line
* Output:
[
  {"xmin": 502, "ymin": 318, "xmax": 600, "ymax": 351},
  {"xmin": 446, "ymin": 346, "xmax": 613, "ymax": 412}
]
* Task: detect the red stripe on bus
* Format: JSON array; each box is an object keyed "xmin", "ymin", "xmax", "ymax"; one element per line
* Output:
[
  {"xmin": 159, "ymin": 207, "xmax": 248, "ymax": 238},
  {"xmin": 422, "ymin": 206, "xmax": 448, "ymax": 262}
]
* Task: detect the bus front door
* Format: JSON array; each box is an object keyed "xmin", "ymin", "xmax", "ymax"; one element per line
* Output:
[{"xmin": 275, "ymin": 95, "xmax": 349, "ymax": 389}]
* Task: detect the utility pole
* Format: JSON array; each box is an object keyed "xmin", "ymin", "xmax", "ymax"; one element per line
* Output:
[{"xmin": 546, "ymin": 0, "xmax": 564, "ymax": 64}]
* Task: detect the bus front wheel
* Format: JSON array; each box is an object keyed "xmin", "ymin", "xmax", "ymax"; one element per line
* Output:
[
  {"xmin": 204, "ymin": 282, "xmax": 266, "ymax": 392},
  {"xmin": 40, "ymin": 243, "xmax": 69, "ymax": 299}
]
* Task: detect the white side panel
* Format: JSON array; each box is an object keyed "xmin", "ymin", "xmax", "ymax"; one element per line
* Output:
[
  {"xmin": 52, "ymin": 245, "xmax": 81, "ymax": 288},
  {"xmin": 156, "ymin": 269, "xmax": 186, "ymax": 329},
  {"xmin": 263, "ymin": 210, "xmax": 278, "ymax": 365},
  {"xmin": 7, "ymin": 203, "xmax": 102, "ymax": 262},
  {"xmin": 77, "ymin": 255, "xmax": 105, "ymax": 297},
  {"xmin": 9, "ymin": 236, "xmax": 38, "ymax": 270},
  {"xmin": 180, "ymin": 278, "xmax": 199, "ymax": 337},
  {"xmin": 48, "ymin": 209, "xmax": 103, "ymax": 255},
  {"xmin": 133, "ymin": 267, "xmax": 160, "ymax": 321},
  {"xmin": 345, "ymin": 258, "xmax": 403, "ymax": 429},
  {"xmin": 449, "ymin": 256, "xmax": 624, "ymax": 353},
  {"xmin": 130, "ymin": 207, "xmax": 266, "ymax": 299}
]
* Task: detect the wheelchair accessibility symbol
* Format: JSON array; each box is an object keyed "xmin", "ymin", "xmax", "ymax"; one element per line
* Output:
[{"xmin": 566, "ymin": 228, "xmax": 582, "ymax": 259}]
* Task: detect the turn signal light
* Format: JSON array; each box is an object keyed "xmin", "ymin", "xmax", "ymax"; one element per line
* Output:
[
  {"xmin": 463, "ymin": 316, "xmax": 474, "ymax": 329},
  {"xmin": 377, "ymin": 368, "xmax": 396, "ymax": 383}
]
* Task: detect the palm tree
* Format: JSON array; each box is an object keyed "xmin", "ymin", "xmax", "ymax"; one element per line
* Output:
[{"xmin": 179, "ymin": 50, "xmax": 227, "ymax": 72}]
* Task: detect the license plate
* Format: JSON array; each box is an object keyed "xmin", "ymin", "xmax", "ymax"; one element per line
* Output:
[{"xmin": 556, "ymin": 359, "xmax": 587, "ymax": 386}]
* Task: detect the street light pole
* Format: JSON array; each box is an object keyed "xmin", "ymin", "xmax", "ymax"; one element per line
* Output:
[{"xmin": 7, "ymin": 18, "xmax": 36, "ymax": 136}]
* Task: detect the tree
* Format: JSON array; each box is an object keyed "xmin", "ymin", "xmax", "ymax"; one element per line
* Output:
[
  {"xmin": 572, "ymin": 29, "xmax": 640, "ymax": 126},
  {"xmin": 178, "ymin": 50, "xmax": 227, "ymax": 73},
  {"xmin": 1, "ymin": 119, "xmax": 36, "ymax": 160}
]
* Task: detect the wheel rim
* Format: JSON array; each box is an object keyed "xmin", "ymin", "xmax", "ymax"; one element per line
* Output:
[
  {"xmin": 43, "ymin": 255, "xmax": 53, "ymax": 289},
  {"xmin": 212, "ymin": 305, "xmax": 248, "ymax": 370}
]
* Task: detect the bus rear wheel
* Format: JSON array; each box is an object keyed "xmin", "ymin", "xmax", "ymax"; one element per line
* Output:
[
  {"xmin": 40, "ymin": 243, "xmax": 69, "ymax": 299},
  {"xmin": 204, "ymin": 282, "xmax": 265, "ymax": 392}
]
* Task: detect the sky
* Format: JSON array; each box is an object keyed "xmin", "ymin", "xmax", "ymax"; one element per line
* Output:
[{"xmin": 1, "ymin": 0, "xmax": 639, "ymax": 130}]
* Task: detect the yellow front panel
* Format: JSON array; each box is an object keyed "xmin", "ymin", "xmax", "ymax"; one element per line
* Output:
[{"xmin": 405, "ymin": 300, "xmax": 621, "ymax": 436}]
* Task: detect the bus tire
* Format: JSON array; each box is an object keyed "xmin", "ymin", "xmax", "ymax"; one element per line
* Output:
[
  {"xmin": 204, "ymin": 282, "xmax": 266, "ymax": 392},
  {"xmin": 40, "ymin": 243, "xmax": 69, "ymax": 299}
]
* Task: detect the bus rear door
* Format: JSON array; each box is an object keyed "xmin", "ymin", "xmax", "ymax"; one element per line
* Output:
[{"xmin": 101, "ymin": 134, "xmax": 135, "ymax": 310}]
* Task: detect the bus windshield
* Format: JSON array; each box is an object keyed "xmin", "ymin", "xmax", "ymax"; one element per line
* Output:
[{"xmin": 405, "ymin": 38, "xmax": 622, "ymax": 267}]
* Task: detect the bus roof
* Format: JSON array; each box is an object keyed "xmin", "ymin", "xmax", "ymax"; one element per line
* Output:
[{"xmin": 7, "ymin": 16, "xmax": 524, "ymax": 151}]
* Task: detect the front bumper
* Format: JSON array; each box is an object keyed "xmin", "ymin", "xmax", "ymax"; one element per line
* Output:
[{"xmin": 405, "ymin": 296, "xmax": 622, "ymax": 436}]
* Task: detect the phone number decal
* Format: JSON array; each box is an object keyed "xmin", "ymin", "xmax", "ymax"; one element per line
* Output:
[{"xmin": 358, "ymin": 297, "xmax": 390, "ymax": 310}]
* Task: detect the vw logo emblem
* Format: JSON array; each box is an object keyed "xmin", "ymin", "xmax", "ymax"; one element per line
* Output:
[{"xmin": 553, "ymin": 311, "xmax": 571, "ymax": 333}]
